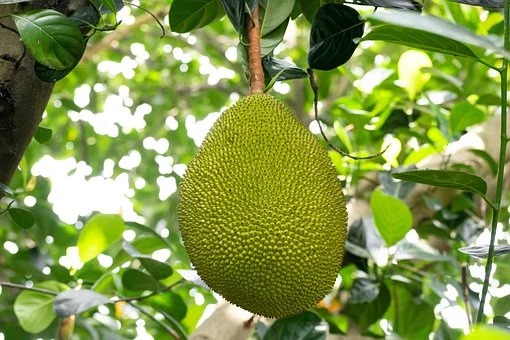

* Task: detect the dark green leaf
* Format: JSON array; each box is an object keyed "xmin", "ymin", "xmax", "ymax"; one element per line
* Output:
[
  {"xmin": 370, "ymin": 190, "xmax": 412, "ymax": 246},
  {"xmin": 308, "ymin": 4, "xmax": 364, "ymax": 70},
  {"xmin": 168, "ymin": 0, "xmax": 225, "ymax": 33},
  {"xmin": 125, "ymin": 221, "xmax": 171, "ymax": 248},
  {"xmin": 70, "ymin": 7, "xmax": 101, "ymax": 30},
  {"xmin": 493, "ymin": 316, "xmax": 510, "ymax": 330},
  {"xmin": 157, "ymin": 310, "xmax": 189, "ymax": 339},
  {"xmin": 450, "ymin": 102, "xmax": 485, "ymax": 134},
  {"xmin": 364, "ymin": 12, "xmax": 510, "ymax": 60},
  {"xmin": 262, "ymin": 56, "xmax": 309, "ymax": 81},
  {"xmin": 77, "ymin": 214, "xmax": 126, "ymax": 263},
  {"xmin": 122, "ymin": 268, "xmax": 160, "ymax": 291},
  {"xmin": 494, "ymin": 295, "xmax": 510, "ymax": 316},
  {"xmin": 123, "ymin": 242, "xmax": 173, "ymax": 280},
  {"xmin": 300, "ymin": 0, "xmax": 320, "ymax": 23},
  {"xmin": 259, "ymin": 0, "xmax": 295, "ymax": 36},
  {"xmin": 146, "ymin": 292, "xmax": 187, "ymax": 321},
  {"xmin": 8, "ymin": 208, "xmax": 36, "ymax": 229},
  {"xmin": 344, "ymin": 279, "xmax": 390, "ymax": 328},
  {"xmin": 469, "ymin": 149, "xmax": 498, "ymax": 176},
  {"xmin": 13, "ymin": 281, "xmax": 68, "ymax": 334},
  {"xmin": 458, "ymin": 245, "xmax": 510, "ymax": 259},
  {"xmin": 261, "ymin": 18, "xmax": 289, "ymax": 56},
  {"xmin": 392, "ymin": 169, "xmax": 488, "ymax": 195},
  {"xmin": 219, "ymin": 0, "xmax": 257, "ymax": 32},
  {"xmin": 449, "ymin": 0, "xmax": 503, "ymax": 7},
  {"xmin": 34, "ymin": 61, "xmax": 77, "ymax": 83},
  {"xmin": 34, "ymin": 126, "xmax": 53, "ymax": 144},
  {"xmin": 389, "ymin": 283, "xmax": 435, "ymax": 339},
  {"xmin": 11, "ymin": 10, "xmax": 85, "ymax": 70},
  {"xmin": 263, "ymin": 311, "xmax": 329, "ymax": 340},
  {"xmin": 90, "ymin": 0, "xmax": 124, "ymax": 13},
  {"xmin": 97, "ymin": 0, "xmax": 118, "ymax": 14},
  {"xmin": 351, "ymin": 0, "xmax": 422, "ymax": 10},
  {"xmin": 0, "ymin": 182, "xmax": 14, "ymax": 196},
  {"xmin": 53, "ymin": 289, "xmax": 111, "ymax": 317}
]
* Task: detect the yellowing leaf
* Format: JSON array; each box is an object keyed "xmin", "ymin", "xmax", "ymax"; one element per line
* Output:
[{"xmin": 398, "ymin": 50, "xmax": 432, "ymax": 100}]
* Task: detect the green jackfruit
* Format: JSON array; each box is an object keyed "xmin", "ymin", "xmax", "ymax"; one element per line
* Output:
[{"xmin": 178, "ymin": 93, "xmax": 347, "ymax": 318}]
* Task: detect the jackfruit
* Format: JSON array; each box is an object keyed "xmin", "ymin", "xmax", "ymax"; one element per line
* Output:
[{"xmin": 178, "ymin": 93, "xmax": 348, "ymax": 318}]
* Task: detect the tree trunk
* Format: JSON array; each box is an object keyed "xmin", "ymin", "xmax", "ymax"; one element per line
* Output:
[{"xmin": 0, "ymin": 0, "xmax": 87, "ymax": 186}]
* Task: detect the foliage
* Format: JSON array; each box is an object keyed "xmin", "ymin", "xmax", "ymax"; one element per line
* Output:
[{"xmin": 1, "ymin": 0, "xmax": 510, "ymax": 339}]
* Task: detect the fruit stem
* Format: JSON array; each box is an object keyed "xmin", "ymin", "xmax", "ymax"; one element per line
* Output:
[{"xmin": 247, "ymin": 5, "xmax": 264, "ymax": 94}]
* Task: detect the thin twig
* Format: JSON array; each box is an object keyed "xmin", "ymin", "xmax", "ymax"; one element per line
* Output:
[
  {"xmin": 117, "ymin": 279, "xmax": 184, "ymax": 302},
  {"xmin": 307, "ymin": 68, "xmax": 389, "ymax": 160},
  {"xmin": 244, "ymin": 314, "xmax": 256, "ymax": 328},
  {"xmin": 127, "ymin": 301, "xmax": 181, "ymax": 339},
  {"xmin": 123, "ymin": 1, "xmax": 165, "ymax": 38},
  {"xmin": 0, "ymin": 281, "xmax": 58, "ymax": 296},
  {"xmin": 461, "ymin": 265, "xmax": 472, "ymax": 328},
  {"xmin": 247, "ymin": 5, "xmax": 264, "ymax": 94}
]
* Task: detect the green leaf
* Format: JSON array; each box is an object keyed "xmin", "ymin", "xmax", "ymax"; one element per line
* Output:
[
  {"xmin": 219, "ymin": 0, "xmax": 257, "ymax": 32},
  {"xmin": 34, "ymin": 61, "xmax": 77, "ymax": 83},
  {"xmin": 450, "ymin": 102, "xmax": 485, "ymax": 135},
  {"xmin": 146, "ymin": 291, "xmax": 188, "ymax": 321},
  {"xmin": 462, "ymin": 325, "xmax": 510, "ymax": 339},
  {"xmin": 0, "ymin": 182, "xmax": 14, "ymax": 196},
  {"xmin": 260, "ymin": 18, "xmax": 289, "ymax": 56},
  {"xmin": 111, "ymin": 236, "xmax": 169, "ymax": 269},
  {"xmin": 469, "ymin": 149, "xmax": 498, "ymax": 176},
  {"xmin": 8, "ymin": 208, "xmax": 36, "ymax": 229},
  {"xmin": 388, "ymin": 283, "xmax": 435, "ymax": 339},
  {"xmin": 262, "ymin": 56, "xmax": 309, "ymax": 82},
  {"xmin": 458, "ymin": 245, "xmax": 510, "ymax": 259},
  {"xmin": 123, "ymin": 242, "xmax": 173, "ymax": 280},
  {"xmin": 352, "ymin": 0, "xmax": 422, "ymax": 10},
  {"xmin": 168, "ymin": 0, "xmax": 225, "ymax": 33},
  {"xmin": 122, "ymin": 268, "xmax": 160, "ymax": 291},
  {"xmin": 13, "ymin": 281, "xmax": 68, "ymax": 334},
  {"xmin": 344, "ymin": 279, "xmax": 390, "ymax": 328},
  {"xmin": 77, "ymin": 214, "xmax": 126, "ymax": 263},
  {"xmin": 263, "ymin": 311, "xmax": 328, "ymax": 340},
  {"xmin": 53, "ymin": 289, "xmax": 111, "ymax": 317},
  {"xmin": 300, "ymin": 0, "xmax": 320, "ymax": 23},
  {"xmin": 395, "ymin": 241, "xmax": 452, "ymax": 262},
  {"xmin": 259, "ymin": 0, "xmax": 295, "ymax": 36},
  {"xmin": 97, "ymin": 0, "xmax": 118, "ymax": 14},
  {"xmin": 494, "ymin": 295, "xmax": 510, "ymax": 316},
  {"xmin": 34, "ymin": 126, "xmax": 53, "ymax": 144},
  {"xmin": 449, "ymin": 0, "xmax": 503, "ymax": 7},
  {"xmin": 398, "ymin": 50, "xmax": 432, "ymax": 100},
  {"xmin": 392, "ymin": 169, "xmax": 488, "ymax": 195},
  {"xmin": 364, "ymin": 11, "xmax": 510, "ymax": 61},
  {"xmin": 308, "ymin": 4, "xmax": 364, "ymax": 70},
  {"xmin": 370, "ymin": 190, "xmax": 412, "ymax": 246},
  {"xmin": 11, "ymin": 10, "xmax": 85, "ymax": 70}
]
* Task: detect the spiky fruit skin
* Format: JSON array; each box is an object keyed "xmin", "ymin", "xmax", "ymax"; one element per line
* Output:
[{"xmin": 178, "ymin": 94, "xmax": 348, "ymax": 318}]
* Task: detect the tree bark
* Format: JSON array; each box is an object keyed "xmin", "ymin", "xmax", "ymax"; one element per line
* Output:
[{"xmin": 0, "ymin": 0, "xmax": 87, "ymax": 187}]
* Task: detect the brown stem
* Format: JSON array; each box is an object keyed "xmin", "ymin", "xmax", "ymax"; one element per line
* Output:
[{"xmin": 247, "ymin": 6, "xmax": 264, "ymax": 94}]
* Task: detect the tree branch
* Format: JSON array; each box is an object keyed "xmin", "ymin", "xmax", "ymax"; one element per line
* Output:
[
  {"xmin": 0, "ymin": 281, "xmax": 58, "ymax": 296},
  {"xmin": 247, "ymin": 6, "xmax": 264, "ymax": 94}
]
